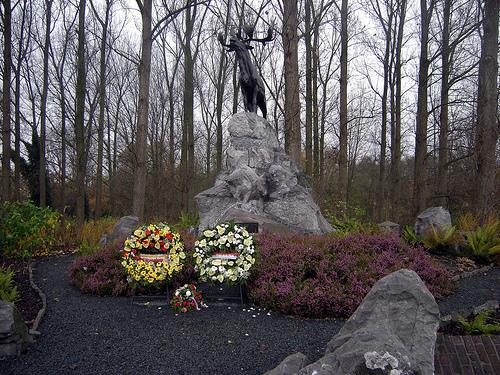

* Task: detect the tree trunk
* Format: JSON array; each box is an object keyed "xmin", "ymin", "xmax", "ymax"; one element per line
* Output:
[
  {"xmin": 74, "ymin": 0, "xmax": 87, "ymax": 225},
  {"xmin": 2, "ymin": 0, "xmax": 12, "ymax": 202},
  {"xmin": 390, "ymin": 0, "xmax": 406, "ymax": 219},
  {"xmin": 39, "ymin": 0, "xmax": 53, "ymax": 208},
  {"xmin": 13, "ymin": 0, "xmax": 28, "ymax": 202},
  {"xmin": 312, "ymin": 22, "xmax": 320, "ymax": 179},
  {"xmin": 132, "ymin": 0, "xmax": 153, "ymax": 220},
  {"xmin": 282, "ymin": 0, "xmax": 301, "ymax": 166},
  {"xmin": 414, "ymin": 0, "xmax": 434, "ymax": 215},
  {"xmin": 95, "ymin": 0, "xmax": 111, "ymax": 218},
  {"xmin": 375, "ymin": 13, "xmax": 392, "ymax": 222},
  {"xmin": 436, "ymin": 0, "xmax": 451, "ymax": 208},
  {"xmin": 304, "ymin": 0, "xmax": 313, "ymax": 176},
  {"xmin": 475, "ymin": 0, "xmax": 499, "ymax": 218},
  {"xmin": 181, "ymin": 3, "xmax": 195, "ymax": 212},
  {"xmin": 338, "ymin": 0, "xmax": 348, "ymax": 205},
  {"xmin": 215, "ymin": 1, "xmax": 230, "ymax": 173}
]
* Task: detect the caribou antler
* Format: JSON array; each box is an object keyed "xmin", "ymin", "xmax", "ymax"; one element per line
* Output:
[{"xmin": 241, "ymin": 25, "xmax": 275, "ymax": 44}]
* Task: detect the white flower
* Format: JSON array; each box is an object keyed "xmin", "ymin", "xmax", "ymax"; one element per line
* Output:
[{"xmin": 186, "ymin": 290, "xmax": 191, "ymax": 297}]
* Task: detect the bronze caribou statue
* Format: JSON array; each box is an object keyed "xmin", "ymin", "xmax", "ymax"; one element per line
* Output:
[{"xmin": 218, "ymin": 25, "xmax": 274, "ymax": 119}]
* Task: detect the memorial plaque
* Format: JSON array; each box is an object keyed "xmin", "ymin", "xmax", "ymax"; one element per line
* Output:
[{"xmin": 235, "ymin": 222, "xmax": 259, "ymax": 234}]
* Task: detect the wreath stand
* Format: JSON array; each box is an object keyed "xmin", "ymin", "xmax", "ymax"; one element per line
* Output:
[
  {"xmin": 197, "ymin": 282, "xmax": 246, "ymax": 305},
  {"xmin": 130, "ymin": 285, "xmax": 170, "ymax": 306},
  {"xmin": 196, "ymin": 221, "xmax": 257, "ymax": 305}
]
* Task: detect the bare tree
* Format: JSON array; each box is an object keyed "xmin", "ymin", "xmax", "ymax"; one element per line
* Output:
[
  {"xmin": 90, "ymin": 0, "xmax": 113, "ymax": 218},
  {"xmin": 389, "ymin": 0, "xmax": 407, "ymax": 219},
  {"xmin": 74, "ymin": 0, "xmax": 87, "ymax": 225},
  {"xmin": 132, "ymin": 0, "xmax": 205, "ymax": 219},
  {"xmin": 282, "ymin": 0, "xmax": 301, "ymax": 165},
  {"xmin": 1, "ymin": 0, "xmax": 12, "ymax": 202},
  {"xmin": 414, "ymin": 0, "xmax": 436, "ymax": 215},
  {"xmin": 39, "ymin": 0, "xmax": 54, "ymax": 207},
  {"xmin": 474, "ymin": 0, "xmax": 499, "ymax": 217},
  {"xmin": 338, "ymin": 0, "xmax": 349, "ymax": 205},
  {"xmin": 12, "ymin": 0, "xmax": 32, "ymax": 201},
  {"xmin": 304, "ymin": 0, "xmax": 313, "ymax": 176}
]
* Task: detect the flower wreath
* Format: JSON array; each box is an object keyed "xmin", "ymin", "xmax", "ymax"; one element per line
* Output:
[
  {"xmin": 121, "ymin": 223, "xmax": 186, "ymax": 286},
  {"xmin": 193, "ymin": 222, "xmax": 256, "ymax": 283},
  {"xmin": 170, "ymin": 284, "xmax": 206, "ymax": 313}
]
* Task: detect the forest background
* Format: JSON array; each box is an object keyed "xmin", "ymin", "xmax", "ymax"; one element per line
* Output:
[{"xmin": 1, "ymin": 0, "xmax": 499, "ymax": 226}]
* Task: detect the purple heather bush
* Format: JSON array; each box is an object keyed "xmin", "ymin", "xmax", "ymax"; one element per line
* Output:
[
  {"xmin": 69, "ymin": 241, "xmax": 131, "ymax": 296},
  {"xmin": 248, "ymin": 233, "xmax": 453, "ymax": 318},
  {"xmin": 69, "ymin": 230, "xmax": 199, "ymax": 297}
]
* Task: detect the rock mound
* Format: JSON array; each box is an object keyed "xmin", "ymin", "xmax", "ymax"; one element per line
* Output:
[{"xmin": 196, "ymin": 113, "xmax": 333, "ymax": 234}]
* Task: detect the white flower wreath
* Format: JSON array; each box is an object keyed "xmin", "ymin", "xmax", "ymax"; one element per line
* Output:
[{"xmin": 193, "ymin": 222, "xmax": 256, "ymax": 283}]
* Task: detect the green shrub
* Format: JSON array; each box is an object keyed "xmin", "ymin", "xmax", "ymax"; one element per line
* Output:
[
  {"xmin": 54, "ymin": 218, "xmax": 79, "ymax": 246},
  {"xmin": 78, "ymin": 217, "xmax": 118, "ymax": 246},
  {"xmin": 465, "ymin": 220, "xmax": 500, "ymax": 264},
  {"xmin": 176, "ymin": 211, "xmax": 199, "ymax": 229},
  {"xmin": 324, "ymin": 209, "xmax": 379, "ymax": 236},
  {"xmin": 0, "ymin": 267, "xmax": 18, "ymax": 303},
  {"xmin": 402, "ymin": 226, "xmax": 420, "ymax": 246},
  {"xmin": 457, "ymin": 213, "xmax": 478, "ymax": 232},
  {"xmin": 457, "ymin": 310, "xmax": 500, "ymax": 335},
  {"xmin": 77, "ymin": 241, "xmax": 101, "ymax": 256},
  {"xmin": 0, "ymin": 201, "xmax": 59, "ymax": 258},
  {"xmin": 421, "ymin": 225, "xmax": 462, "ymax": 254}
]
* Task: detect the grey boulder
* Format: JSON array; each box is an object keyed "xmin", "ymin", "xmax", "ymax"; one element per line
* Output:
[
  {"xmin": 414, "ymin": 207, "xmax": 451, "ymax": 237},
  {"xmin": 264, "ymin": 353, "xmax": 309, "ymax": 375},
  {"xmin": 297, "ymin": 269, "xmax": 439, "ymax": 375},
  {"xmin": 0, "ymin": 300, "xmax": 33, "ymax": 359},
  {"xmin": 99, "ymin": 215, "xmax": 139, "ymax": 247},
  {"xmin": 195, "ymin": 113, "xmax": 333, "ymax": 234}
]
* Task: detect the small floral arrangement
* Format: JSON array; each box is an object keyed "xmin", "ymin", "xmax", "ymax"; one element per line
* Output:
[
  {"xmin": 170, "ymin": 284, "xmax": 206, "ymax": 313},
  {"xmin": 121, "ymin": 223, "xmax": 186, "ymax": 286},
  {"xmin": 193, "ymin": 222, "xmax": 256, "ymax": 283}
]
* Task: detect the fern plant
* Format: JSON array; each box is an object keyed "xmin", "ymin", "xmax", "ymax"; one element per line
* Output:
[
  {"xmin": 402, "ymin": 226, "xmax": 420, "ymax": 246},
  {"xmin": 457, "ymin": 310, "xmax": 500, "ymax": 335},
  {"xmin": 421, "ymin": 225, "xmax": 460, "ymax": 254},
  {"xmin": 0, "ymin": 267, "xmax": 18, "ymax": 303},
  {"xmin": 466, "ymin": 220, "xmax": 500, "ymax": 264},
  {"xmin": 457, "ymin": 213, "xmax": 478, "ymax": 232}
]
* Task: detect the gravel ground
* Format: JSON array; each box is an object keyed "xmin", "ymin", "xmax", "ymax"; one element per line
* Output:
[
  {"xmin": 437, "ymin": 266, "xmax": 500, "ymax": 316},
  {"xmin": 3, "ymin": 256, "xmax": 499, "ymax": 375},
  {"xmin": 3, "ymin": 255, "xmax": 341, "ymax": 375}
]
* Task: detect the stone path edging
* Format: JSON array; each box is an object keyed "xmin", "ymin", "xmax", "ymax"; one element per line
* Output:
[{"xmin": 28, "ymin": 261, "xmax": 46, "ymax": 333}]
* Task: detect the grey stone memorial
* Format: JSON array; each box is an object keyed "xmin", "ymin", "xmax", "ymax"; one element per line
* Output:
[{"xmin": 195, "ymin": 112, "xmax": 333, "ymax": 234}]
